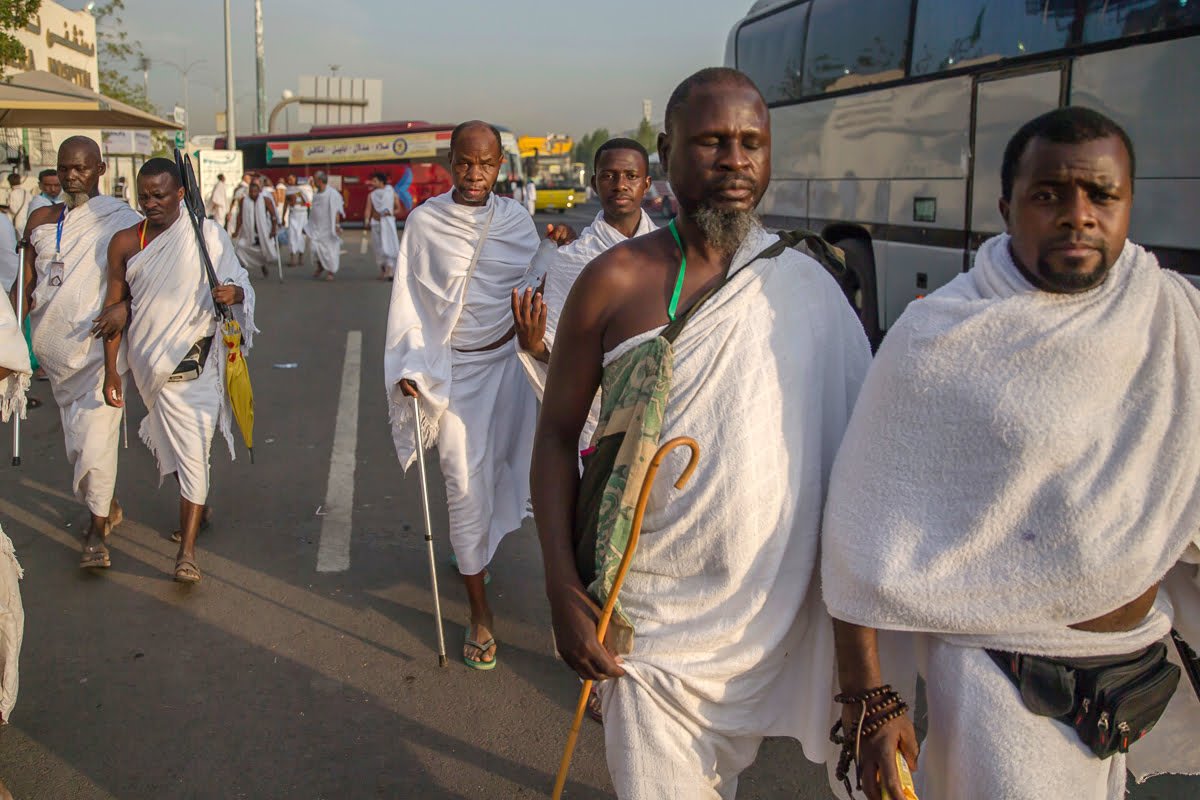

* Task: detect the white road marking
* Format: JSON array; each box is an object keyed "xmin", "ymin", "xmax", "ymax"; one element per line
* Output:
[{"xmin": 316, "ymin": 330, "xmax": 362, "ymax": 572}]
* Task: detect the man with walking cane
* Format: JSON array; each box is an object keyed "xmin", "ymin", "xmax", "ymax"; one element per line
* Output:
[
  {"xmin": 531, "ymin": 68, "xmax": 871, "ymax": 798},
  {"xmin": 384, "ymin": 120, "xmax": 540, "ymax": 671},
  {"xmin": 15, "ymin": 136, "xmax": 141, "ymax": 569}
]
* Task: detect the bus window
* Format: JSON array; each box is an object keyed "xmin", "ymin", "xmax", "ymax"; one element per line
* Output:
[
  {"xmin": 801, "ymin": 0, "xmax": 910, "ymax": 95},
  {"xmin": 736, "ymin": 1, "xmax": 810, "ymax": 103},
  {"xmin": 1083, "ymin": 0, "xmax": 1200, "ymax": 44},
  {"xmin": 911, "ymin": 0, "xmax": 1072, "ymax": 76}
]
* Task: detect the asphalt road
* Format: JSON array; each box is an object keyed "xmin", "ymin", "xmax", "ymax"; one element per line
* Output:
[{"xmin": 0, "ymin": 201, "xmax": 1193, "ymax": 799}]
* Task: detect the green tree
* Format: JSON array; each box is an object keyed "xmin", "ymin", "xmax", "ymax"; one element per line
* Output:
[
  {"xmin": 92, "ymin": 1, "xmax": 154, "ymax": 114},
  {"xmin": 634, "ymin": 118, "xmax": 658, "ymax": 154},
  {"xmin": 92, "ymin": 1, "xmax": 170, "ymax": 155},
  {"xmin": 573, "ymin": 127, "xmax": 610, "ymax": 179},
  {"xmin": 0, "ymin": 0, "xmax": 42, "ymax": 77}
]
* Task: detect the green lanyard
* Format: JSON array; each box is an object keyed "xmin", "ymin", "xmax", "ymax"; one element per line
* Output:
[{"xmin": 666, "ymin": 218, "xmax": 687, "ymax": 321}]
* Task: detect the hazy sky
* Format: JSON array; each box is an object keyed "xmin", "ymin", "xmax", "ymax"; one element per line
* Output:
[{"xmin": 69, "ymin": 0, "xmax": 750, "ymax": 139}]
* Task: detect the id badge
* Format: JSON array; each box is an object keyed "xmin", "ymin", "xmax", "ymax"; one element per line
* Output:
[{"xmin": 46, "ymin": 260, "xmax": 65, "ymax": 288}]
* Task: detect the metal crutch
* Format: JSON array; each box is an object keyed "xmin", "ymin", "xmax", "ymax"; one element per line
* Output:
[
  {"xmin": 275, "ymin": 239, "xmax": 284, "ymax": 284},
  {"xmin": 11, "ymin": 241, "xmax": 26, "ymax": 466},
  {"xmin": 411, "ymin": 394, "xmax": 448, "ymax": 667}
]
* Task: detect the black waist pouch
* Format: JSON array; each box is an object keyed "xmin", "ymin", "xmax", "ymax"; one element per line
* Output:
[
  {"xmin": 168, "ymin": 335, "xmax": 214, "ymax": 383},
  {"xmin": 988, "ymin": 641, "xmax": 1180, "ymax": 759}
]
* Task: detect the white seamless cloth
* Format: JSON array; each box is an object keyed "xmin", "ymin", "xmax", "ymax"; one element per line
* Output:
[
  {"xmin": 597, "ymin": 226, "xmax": 871, "ymax": 793},
  {"xmin": 28, "ymin": 195, "xmax": 141, "ymax": 407},
  {"xmin": 384, "ymin": 190, "xmax": 538, "ymax": 469}
]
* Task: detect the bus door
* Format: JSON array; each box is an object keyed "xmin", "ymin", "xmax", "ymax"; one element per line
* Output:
[{"xmin": 965, "ymin": 63, "xmax": 1067, "ymax": 268}]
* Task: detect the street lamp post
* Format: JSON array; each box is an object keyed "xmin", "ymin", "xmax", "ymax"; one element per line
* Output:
[
  {"xmin": 162, "ymin": 59, "xmax": 205, "ymax": 143},
  {"xmin": 223, "ymin": 0, "xmax": 236, "ymax": 149}
]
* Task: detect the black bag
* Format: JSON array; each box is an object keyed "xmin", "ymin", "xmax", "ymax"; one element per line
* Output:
[
  {"xmin": 168, "ymin": 335, "xmax": 214, "ymax": 383},
  {"xmin": 988, "ymin": 641, "xmax": 1180, "ymax": 759}
]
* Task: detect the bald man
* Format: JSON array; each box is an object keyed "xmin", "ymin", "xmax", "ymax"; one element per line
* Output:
[
  {"xmin": 533, "ymin": 69, "xmax": 870, "ymax": 797},
  {"xmin": 385, "ymin": 120, "xmax": 540, "ymax": 671},
  {"xmin": 17, "ymin": 136, "xmax": 142, "ymax": 569}
]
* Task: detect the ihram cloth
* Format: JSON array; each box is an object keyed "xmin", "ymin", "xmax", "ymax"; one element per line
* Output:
[
  {"xmin": 28, "ymin": 196, "xmax": 141, "ymax": 515},
  {"xmin": 822, "ymin": 234, "xmax": 1200, "ymax": 797},
  {"xmin": 0, "ymin": 521, "xmax": 22, "ymax": 724},
  {"xmin": 125, "ymin": 211, "xmax": 257, "ymax": 504},
  {"xmin": 517, "ymin": 209, "xmax": 656, "ymax": 448},
  {"xmin": 286, "ymin": 200, "xmax": 308, "ymax": 254},
  {"xmin": 592, "ymin": 226, "xmax": 871, "ymax": 798},
  {"xmin": 385, "ymin": 191, "xmax": 539, "ymax": 574},
  {"xmin": 0, "ymin": 285, "xmax": 30, "ymax": 422},
  {"xmin": 308, "ymin": 187, "xmax": 344, "ymax": 273},
  {"xmin": 234, "ymin": 195, "xmax": 278, "ymax": 271},
  {"xmin": 369, "ymin": 186, "xmax": 400, "ymax": 269}
]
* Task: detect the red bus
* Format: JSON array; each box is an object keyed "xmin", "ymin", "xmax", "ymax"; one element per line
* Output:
[{"xmin": 217, "ymin": 121, "xmax": 524, "ymax": 222}]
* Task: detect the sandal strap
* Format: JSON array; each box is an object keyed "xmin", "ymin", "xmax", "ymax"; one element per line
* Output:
[{"xmin": 464, "ymin": 637, "xmax": 496, "ymax": 652}]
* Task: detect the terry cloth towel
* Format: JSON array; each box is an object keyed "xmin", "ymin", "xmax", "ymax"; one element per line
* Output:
[
  {"xmin": 369, "ymin": 186, "xmax": 400, "ymax": 269},
  {"xmin": 822, "ymin": 233, "xmax": 1200, "ymax": 787},
  {"xmin": 385, "ymin": 190, "xmax": 539, "ymax": 468},
  {"xmin": 384, "ymin": 190, "xmax": 539, "ymax": 574},
  {"xmin": 286, "ymin": 203, "xmax": 308, "ymax": 254},
  {"xmin": 27, "ymin": 195, "xmax": 142, "ymax": 408},
  {"xmin": 0, "ymin": 282, "xmax": 31, "ymax": 421},
  {"xmin": 125, "ymin": 211, "xmax": 257, "ymax": 499},
  {"xmin": 517, "ymin": 209, "xmax": 656, "ymax": 447},
  {"xmin": 0, "ymin": 523, "xmax": 22, "ymax": 724},
  {"xmin": 590, "ymin": 225, "xmax": 870, "ymax": 787},
  {"xmin": 234, "ymin": 194, "xmax": 278, "ymax": 270}
]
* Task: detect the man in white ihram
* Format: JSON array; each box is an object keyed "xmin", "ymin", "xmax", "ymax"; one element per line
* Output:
[
  {"xmin": 233, "ymin": 179, "xmax": 278, "ymax": 279},
  {"xmin": 308, "ymin": 172, "xmax": 344, "ymax": 282},
  {"xmin": 366, "ymin": 171, "xmax": 400, "ymax": 280},
  {"xmin": 0, "ymin": 265, "xmax": 31, "ymax": 800},
  {"xmin": 17, "ymin": 136, "xmax": 142, "ymax": 569},
  {"xmin": 102, "ymin": 158, "xmax": 257, "ymax": 585},
  {"xmin": 385, "ymin": 120, "xmax": 540, "ymax": 671},
  {"xmin": 512, "ymin": 136, "xmax": 657, "ymax": 449},
  {"xmin": 822, "ymin": 107, "xmax": 1200, "ymax": 800},
  {"xmin": 207, "ymin": 173, "xmax": 229, "ymax": 225}
]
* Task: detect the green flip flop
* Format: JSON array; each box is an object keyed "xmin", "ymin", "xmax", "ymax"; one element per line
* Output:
[{"xmin": 463, "ymin": 633, "xmax": 498, "ymax": 671}]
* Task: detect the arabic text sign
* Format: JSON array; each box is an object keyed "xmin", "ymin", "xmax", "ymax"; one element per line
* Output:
[{"xmin": 284, "ymin": 133, "xmax": 440, "ymax": 165}]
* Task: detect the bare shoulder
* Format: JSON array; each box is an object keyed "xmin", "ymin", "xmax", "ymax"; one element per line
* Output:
[
  {"xmin": 24, "ymin": 203, "xmax": 62, "ymax": 239},
  {"xmin": 108, "ymin": 224, "xmax": 140, "ymax": 261},
  {"xmin": 575, "ymin": 228, "xmax": 673, "ymax": 298}
]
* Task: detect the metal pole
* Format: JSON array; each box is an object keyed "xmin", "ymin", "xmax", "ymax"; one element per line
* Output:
[
  {"xmin": 412, "ymin": 395, "xmax": 448, "ymax": 667},
  {"xmin": 11, "ymin": 244, "xmax": 25, "ymax": 466},
  {"xmin": 223, "ymin": 0, "xmax": 237, "ymax": 149},
  {"xmin": 183, "ymin": 74, "xmax": 190, "ymax": 143},
  {"xmin": 254, "ymin": 0, "xmax": 266, "ymax": 134}
]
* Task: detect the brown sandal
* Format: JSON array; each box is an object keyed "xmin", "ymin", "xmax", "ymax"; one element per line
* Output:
[
  {"xmin": 80, "ymin": 540, "xmax": 111, "ymax": 569},
  {"xmin": 173, "ymin": 557, "xmax": 201, "ymax": 584}
]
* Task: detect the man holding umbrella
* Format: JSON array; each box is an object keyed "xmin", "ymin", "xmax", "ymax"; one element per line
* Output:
[{"xmin": 101, "ymin": 158, "xmax": 257, "ymax": 584}]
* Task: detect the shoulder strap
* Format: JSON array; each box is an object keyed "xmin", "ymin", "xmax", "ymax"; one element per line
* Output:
[
  {"xmin": 461, "ymin": 200, "xmax": 496, "ymax": 294},
  {"xmin": 662, "ymin": 228, "xmax": 844, "ymax": 344}
]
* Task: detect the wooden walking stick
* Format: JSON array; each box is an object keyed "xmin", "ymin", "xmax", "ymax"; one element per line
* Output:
[{"xmin": 551, "ymin": 436, "xmax": 701, "ymax": 799}]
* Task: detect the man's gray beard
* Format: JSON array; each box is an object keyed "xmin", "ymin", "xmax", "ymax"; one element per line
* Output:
[
  {"xmin": 63, "ymin": 191, "xmax": 90, "ymax": 209},
  {"xmin": 692, "ymin": 206, "xmax": 761, "ymax": 256}
]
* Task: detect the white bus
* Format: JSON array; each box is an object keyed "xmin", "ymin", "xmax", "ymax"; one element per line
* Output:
[{"xmin": 727, "ymin": 0, "xmax": 1200, "ymax": 344}]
